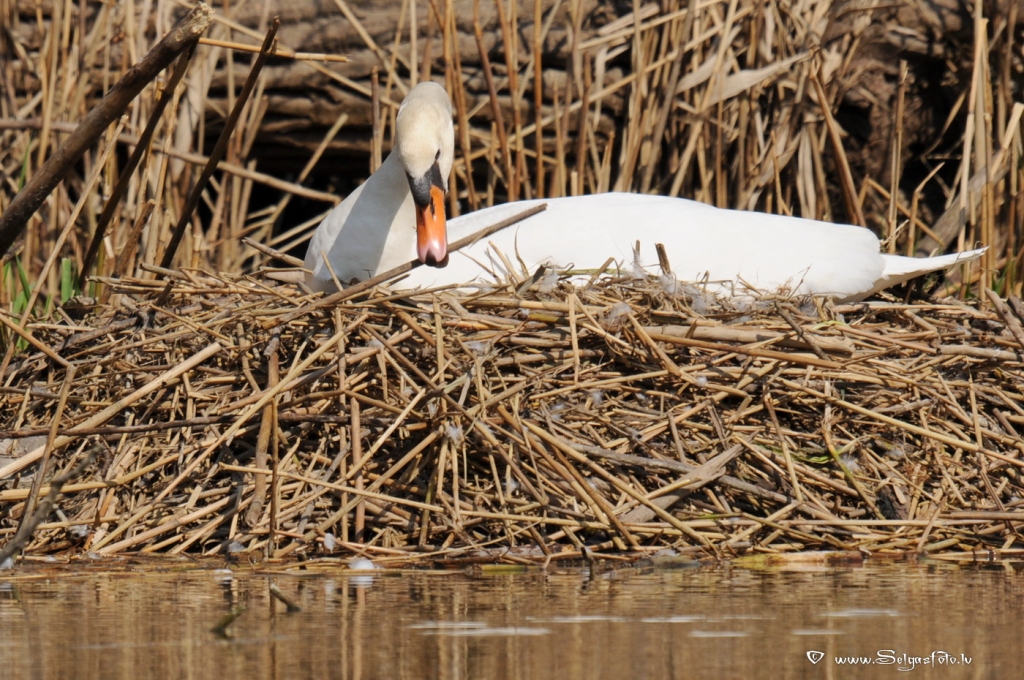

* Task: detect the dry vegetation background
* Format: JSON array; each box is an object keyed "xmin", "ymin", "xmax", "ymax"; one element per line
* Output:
[
  {"xmin": 0, "ymin": 0, "xmax": 1022, "ymax": 303},
  {"xmin": 0, "ymin": 0, "xmax": 1024, "ymax": 562}
]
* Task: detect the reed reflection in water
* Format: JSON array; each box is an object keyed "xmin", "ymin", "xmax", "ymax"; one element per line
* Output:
[{"xmin": 0, "ymin": 562, "xmax": 1020, "ymax": 679}]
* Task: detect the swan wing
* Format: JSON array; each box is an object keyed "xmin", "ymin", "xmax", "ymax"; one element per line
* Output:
[{"xmin": 403, "ymin": 193, "xmax": 885, "ymax": 298}]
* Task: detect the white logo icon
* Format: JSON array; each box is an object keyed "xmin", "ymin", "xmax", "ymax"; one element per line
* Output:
[{"xmin": 806, "ymin": 651, "xmax": 825, "ymax": 664}]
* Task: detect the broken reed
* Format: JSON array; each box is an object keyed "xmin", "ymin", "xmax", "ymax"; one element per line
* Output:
[
  {"xmin": 1, "ymin": 0, "xmax": 1022, "ymax": 313},
  {"xmin": 0, "ymin": 268, "xmax": 1022, "ymax": 561}
]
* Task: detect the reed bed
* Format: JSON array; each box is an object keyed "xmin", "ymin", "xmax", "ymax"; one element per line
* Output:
[
  {"xmin": 0, "ymin": 265, "xmax": 1022, "ymax": 564},
  {"xmin": 0, "ymin": 0, "xmax": 1021, "ymax": 304},
  {"xmin": 1, "ymin": 0, "xmax": 1023, "ymax": 564}
]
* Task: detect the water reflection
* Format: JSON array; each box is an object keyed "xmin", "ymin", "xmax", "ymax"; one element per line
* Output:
[{"xmin": 0, "ymin": 560, "xmax": 1020, "ymax": 679}]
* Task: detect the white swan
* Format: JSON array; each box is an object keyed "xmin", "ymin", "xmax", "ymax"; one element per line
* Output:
[{"xmin": 305, "ymin": 82, "xmax": 984, "ymax": 302}]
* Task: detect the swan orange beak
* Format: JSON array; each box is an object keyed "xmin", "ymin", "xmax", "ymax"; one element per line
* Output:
[{"xmin": 416, "ymin": 185, "xmax": 448, "ymax": 267}]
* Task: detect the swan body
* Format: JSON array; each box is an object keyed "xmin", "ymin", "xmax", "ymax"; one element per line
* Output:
[
  {"xmin": 402, "ymin": 195, "xmax": 984, "ymax": 302},
  {"xmin": 304, "ymin": 82, "xmax": 984, "ymax": 302}
]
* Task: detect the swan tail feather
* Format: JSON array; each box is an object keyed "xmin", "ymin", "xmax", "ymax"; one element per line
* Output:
[{"xmin": 861, "ymin": 248, "xmax": 987, "ymax": 299}]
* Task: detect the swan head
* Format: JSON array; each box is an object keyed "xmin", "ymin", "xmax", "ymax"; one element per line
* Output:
[{"xmin": 395, "ymin": 82, "xmax": 455, "ymax": 267}]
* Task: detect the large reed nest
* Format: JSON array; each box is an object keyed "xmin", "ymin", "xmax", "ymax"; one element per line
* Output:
[{"xmin": 1, "ymin": 259, "xmax": 1023, "ymax": 566}]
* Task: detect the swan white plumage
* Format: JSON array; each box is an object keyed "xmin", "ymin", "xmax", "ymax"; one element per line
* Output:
[{"xmin": 304, "ymin": 82, "xmax": 984, "ymax": 302}]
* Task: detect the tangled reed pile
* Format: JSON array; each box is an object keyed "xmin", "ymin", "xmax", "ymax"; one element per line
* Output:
[{"xmin": 0, "ymin": 261, "xmax": 1023, "ymax": 565}]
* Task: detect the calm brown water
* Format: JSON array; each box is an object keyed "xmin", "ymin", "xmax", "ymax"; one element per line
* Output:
[{"xmin": 0, "ymin": 559, "xmax": 1019, "ymax": 679}]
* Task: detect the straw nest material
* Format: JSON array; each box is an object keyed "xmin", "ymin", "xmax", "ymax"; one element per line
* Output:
[{"xmin": 1, "ymin": 263, "xmax": 1024, "ymax": 566}]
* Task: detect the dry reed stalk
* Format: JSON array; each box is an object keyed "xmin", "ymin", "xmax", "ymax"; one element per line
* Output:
[
  {"xmin": 159, "ymin": 19, "xmax": 279, "ymax": 271},
  {"xmin": 196, "ymin": 37, "xmax": 350, "ymax": 63},
  {"xmin": 78, "ymin": 43, "xmax": 199, "ymax": 289}
]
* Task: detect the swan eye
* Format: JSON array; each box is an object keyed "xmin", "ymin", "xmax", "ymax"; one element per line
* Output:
[{"xmin": 435, "ymin": 150, "xmax": 441, "ymax": 161}]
